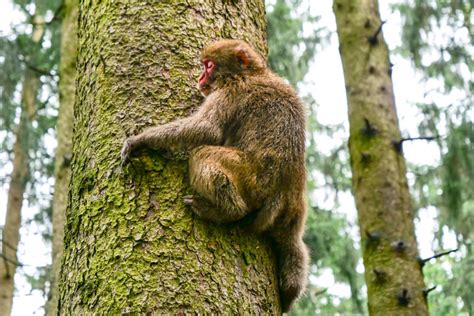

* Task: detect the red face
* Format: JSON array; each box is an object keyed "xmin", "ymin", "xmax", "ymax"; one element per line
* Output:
[{"xmin": 198, "ymin": 59, "xmax": 215, "ymax": 95}]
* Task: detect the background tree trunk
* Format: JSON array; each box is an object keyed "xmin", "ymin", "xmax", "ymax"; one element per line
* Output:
[
  {"xmin": 0, "ymin": 15, "xmax": 44, "ymax": 314},
  {"xmin": 46, "ymin": 0, "xmax": 78, "ymax": 314},
  {"xmin": 334, "ymin": 0, "xmax": 428, "ymax": 314},
  {"xmin": 0, "ymin": 91, "xmax": 30, "ymax": 315},
  {"xmin": 58, "ymin": 1, "xmax": 280, "ymax": 314}
]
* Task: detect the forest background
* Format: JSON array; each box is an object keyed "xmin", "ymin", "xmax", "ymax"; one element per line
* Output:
[{"xmin": 0, "ymin": 0, "xmax": 472, "ymax": 315}]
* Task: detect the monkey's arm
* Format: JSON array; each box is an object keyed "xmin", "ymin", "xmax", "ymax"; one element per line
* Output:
[{"xmin": 121, "ymin": 107, "xmax": 223, "ymax": 164}]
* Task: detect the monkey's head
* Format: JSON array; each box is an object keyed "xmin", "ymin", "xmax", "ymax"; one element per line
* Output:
[{"xmin": 198, "ymin": 39, "xmax": 266, "ymax": 96}]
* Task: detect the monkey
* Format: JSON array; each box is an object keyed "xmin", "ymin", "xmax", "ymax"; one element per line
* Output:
[{"xmin": 121, "ymin": 39, "xmax": 309, "ymax": 313}]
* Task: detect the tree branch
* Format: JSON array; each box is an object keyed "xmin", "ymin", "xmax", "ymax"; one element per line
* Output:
[
  {"xmin": 0, "ymin": 252, "xmax": 21, "ymax": 267},
  {"xmin": 423, "ymin": 286, "xmax": 437, "ymax": 299},
  {"xmin": 23, "ymin": 60, "xmax": 56, "ymax": 77},
  {"xmin": 392, "ymin": 135, "xmax": 440, "ymax": 153},
  {"xmin": 400, "ymin": 136, "xmax": 440, "ymax": 143},
  {"xmin": 368, "ymin": 20, "xmax": 386, "ymax": 45},
  {"xmin": 30, "ymin": 3, "xmax": 65, "ymax": 26},
  {"xmin": 418, "ymin": 248, "xmax": 459, "ymax": 267},
  {"xmin": 0, "ymin": 235, "xmax": 18, "ymax": 252}
]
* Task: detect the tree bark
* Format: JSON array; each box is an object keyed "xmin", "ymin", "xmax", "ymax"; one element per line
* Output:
[
  {"xmin": 46, "ymin": 0, "xmax": 78, "ymax": 314},
  {"xmin": 334, "ymin": 1, "xmax": 428, "ymax": 315},
  {"xmin": 0, "ymin": 14, "xmax": 44, "ymax": 314},
  {"xmin": 58, "ymin": 1, "xmax": 280, "ymax": 314}
]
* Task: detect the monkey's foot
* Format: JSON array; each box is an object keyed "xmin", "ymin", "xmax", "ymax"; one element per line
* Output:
[
  {"xmin": 183, "ymin": 195, "xmax": 196, "ymax": 206},
  {"xmin": 121, "ymin": 138, "xmax": 134, "ymax": 165},
  {"xmin": 121, "ymin": 136, "xmax": 140, "ymax": 166},
  {"xmin": 183, "ymin": 195, "xmax": 210, "ymax": 209},
  {"xmin": 183, "ymin": 195, "xmax": 217, "ymax": 221}
]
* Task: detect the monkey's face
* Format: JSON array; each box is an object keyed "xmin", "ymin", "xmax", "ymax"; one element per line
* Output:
[
  {"xmin": 198, "ymin": 59, "xmax": 216, "ymax": 96},
  {"xmin": 197, "ymin": 39, "xmax": 267, "ymax": 96}
]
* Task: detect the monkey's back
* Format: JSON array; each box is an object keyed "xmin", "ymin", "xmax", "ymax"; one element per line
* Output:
[{"xmin": 223, "ymin": 71, "xmax": 306, "ymax": 202}]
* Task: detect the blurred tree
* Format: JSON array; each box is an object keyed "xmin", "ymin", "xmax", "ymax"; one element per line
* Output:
[
  {"xmin": 46, "ymin": 0, "xmax": 77, "ymax": 314},
  {"xmin": 334, "ymin": 0, "xmax": 428, "ymax": 314},
  {"xmin": 0, "ymin": 0, "xmax": 61, "ymax": 313},
  {"xmin": 0, "ymin": 11, "xmax": 45, "ymax": 315}
]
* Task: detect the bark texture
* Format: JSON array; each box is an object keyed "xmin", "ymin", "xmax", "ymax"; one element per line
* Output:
[
  {"xmin": 47, "ymin": 0, "xmax": 78, "ymax": 314},
  {"xmin": 58, "ymin": 1, "xmax": 280, "ymax": 314},
  {"xmin": 334, "ymin": 1, "xmax": 428, "ymax": 315},
  {"xmin": 0, "ymin": 16, "xmax": 44, "ymax": 315}
]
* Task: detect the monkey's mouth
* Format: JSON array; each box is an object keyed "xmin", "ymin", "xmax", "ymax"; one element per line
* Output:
[{"xmin": 198, "ymin": 72, "xmax": 208, "ymax": 87}]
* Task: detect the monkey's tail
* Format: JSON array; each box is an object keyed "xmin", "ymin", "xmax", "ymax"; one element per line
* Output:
[{"xmin": 273, "ymin": 230, "xmax": 309, "ymax": 313}]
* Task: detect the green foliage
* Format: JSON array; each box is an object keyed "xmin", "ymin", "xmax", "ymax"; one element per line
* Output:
[
  {"xmin": 305, "ymin": 98, "xmax": 364, "ymax": 313},
  {"xmin": 397, "ymin": 1, "xmax": 473, "ymax": 314},
  {"xmin": 423, "ymin": 260, "xmax": 465, "ymax": 316},
  {"xmin": 266, "ymin": 0, "xmax": 321, "ymax": 87},
  {"xmin": 0, "ymin": 39, "xmax": 23, "ymax": 137},
  {"xmin": 450, "ymin": 245, "xmax": 474, "ymax": 313},
  {"xmin": 396, "ymin": 0, "xmax": 473, "ymax": 91},
  {"xmin": 0, "ymin": 0, "xmax": 62, "ymax": 217},
  {"xmin": 0, "ymin": 0, "xmax": 62, "ymax": 310},
  {"xmin": 24, "ymin": 264, "xmax": 51, "ymax": 299},
  {"xmin": 306, "ymin": 111, "xmax": 352, "ymax": 195},
  {"xmin": 422, "ymin": 246, "xmax": 474, "ymax": 315},
  {"xmin": 299, "ymin": 206, "xmax": 365, "ymax": 315},
  {"xmin": 441, "ymin": 121, "xmax": 474, "ymax": 239}
]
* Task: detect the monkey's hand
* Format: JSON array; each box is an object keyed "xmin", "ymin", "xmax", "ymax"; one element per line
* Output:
[{"xmin": 121, "ymin": 136, "xmax": 140, "ymax": 165}]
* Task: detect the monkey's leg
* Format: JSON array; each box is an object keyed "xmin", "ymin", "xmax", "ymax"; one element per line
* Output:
[{"xmin": 186, "ymin": 146, "xmax": 257, "ymax": 223}]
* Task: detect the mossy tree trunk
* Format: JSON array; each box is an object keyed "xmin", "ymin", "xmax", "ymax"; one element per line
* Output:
[
  {"xmin": 0, "ymin": 15, "xmax": 44, "ymax": 315},
  {"xmin": 334, "ymin": 1, "xmax": 428, "ymax": 315},
  {"xmin": 46, "ymin": 0, "xmax": 78, "ymax": 314},
  {"xmin": 58, "ymin": 1, "xmax": 280, "ymax": 314}
]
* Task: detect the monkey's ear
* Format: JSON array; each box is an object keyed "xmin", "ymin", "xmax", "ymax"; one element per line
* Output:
[{"xmin": 236, "ymin": 49, "xmax": 250, "ymax": 67}]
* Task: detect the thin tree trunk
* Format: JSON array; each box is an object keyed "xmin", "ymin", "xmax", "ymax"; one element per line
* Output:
[
  {"xmin": 343, "ymin": 267, "xmax": 364, "ymax": 314},
  {"xmin": 46, "ymin": 0, "xmax": 77, "ymax": 314},
  {"xmin": 334, "ymin": 0, "xmax": 428, "ymax": 314},
  {"xmin": 58, "ymin": 1, "xmax": 280, "ymax": 314},
  {"xmin": 0, "ymin": 15, "xmax": 44, "ymax": 314},
  {"xmin": 0, "ymin": 104, "xmax": 29, "ymax": 315}
]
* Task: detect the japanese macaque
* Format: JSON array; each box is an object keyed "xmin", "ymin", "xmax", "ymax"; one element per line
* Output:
[{"xmin": 121, "ymin": 39, "xmax": 309, "ymax": 313}]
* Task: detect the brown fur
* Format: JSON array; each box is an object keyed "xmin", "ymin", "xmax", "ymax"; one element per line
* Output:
[{"xmin": 121, "ymin": 39, "xmax": 309, "ymax": 313}]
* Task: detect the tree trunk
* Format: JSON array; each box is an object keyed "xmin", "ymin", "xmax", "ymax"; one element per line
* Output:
[
  {"xmin": 334, "ymin": 1, "xmax": 428, "ymax": 315},
  {"xmin": 0, "ymin": 99, "xmax": 29, "ymax": 316},
  {"xmin": 58, "ymin": 1, "xmax": 280, "ymax": 314},
  {"xmin": 46, "ymin": 0, "xmax": 78, "ymax": 314},
  {"xmin": 0, "ymin": 15, "xmax": 44, "ymax": 314}
]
